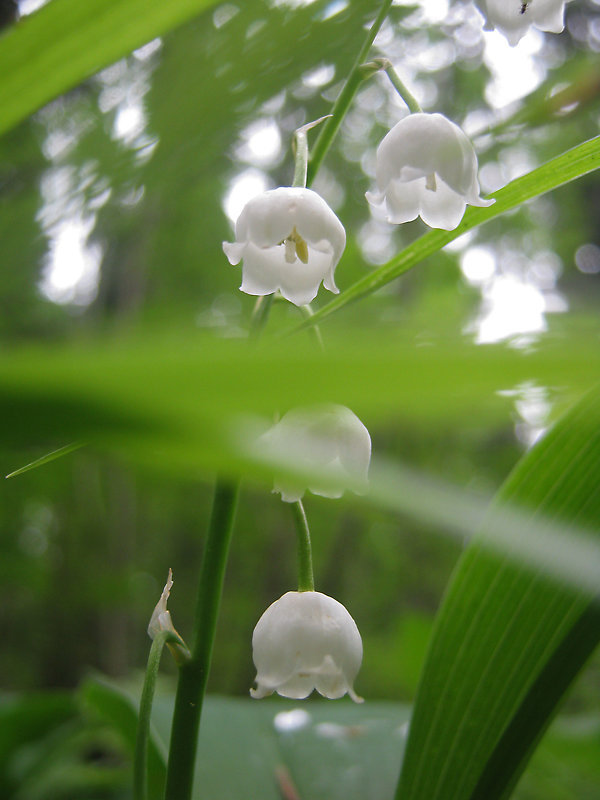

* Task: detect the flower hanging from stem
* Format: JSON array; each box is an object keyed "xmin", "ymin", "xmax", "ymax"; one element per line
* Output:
[
  {"xmin": 251, "ymin": 590, "xmax": 363, "ymax": 702},
  {"xmin": 223, "ymin": 187, "xmax": 345, "ymax": 306},
  {"xmin": 366, "ymin": 112, "xmax": 493, "ymax": 230}
]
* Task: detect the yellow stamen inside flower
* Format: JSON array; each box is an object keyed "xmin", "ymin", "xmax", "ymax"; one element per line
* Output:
[
  {"xmin": 425, "ymin": 173, "xmax": 437, "ymax": 192},
  {"xmin": 282, "ymin": 226, "xmax": 309, "ymax": 264}
]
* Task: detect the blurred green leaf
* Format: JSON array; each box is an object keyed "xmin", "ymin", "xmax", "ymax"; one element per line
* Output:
[
  {"xmin": 0, "ymin": 0, "xmax": 221, "ymax": 137},
  {"xmin": 81, "ymin": 677, "xmax": 166, "ymax": 800},
  {"xmin": 396, "ymin": 386, "xmax": 600, "ymax": 800},
  {"xmin": 0, "ymin": 693, "xmax": 76, "ymax": 796},
  {"xmin": 302, "ymin": 135, "xmax": 600, "ymax": 328},
  {"xmin": 5, "ymin": 441, "xmax": 84, "ymax": 479},
  {"xmin": 82, "ymin": 679, "xmax": 410, "ymax": 800},
  {"xmin": 2, "ymin": 327, "xmax": 599, "ymax": 469}
]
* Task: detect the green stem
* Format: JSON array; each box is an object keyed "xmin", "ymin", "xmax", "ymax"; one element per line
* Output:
[
  {"xmin": 298, "ymin": 303, "xmax": 324, "ymax": 351},
  {"xmin": 249, "ymin": 293, "xmax": 274, "ymax": 340},
  {"xmin": 307, "ymin": 0, "xmax": 393, "ymax": 185},
  {"xmin": 292, "ymin": 127, "xmax": 309, "ymax": 188},
  {"xmin": 134, "ymin": 631, "xmax": 168, "ymax": 800},
  {"xmin": 379, "ymin": 59, "xmax": 422, "ymax": 113},
  {"xmin": 291, "ymin": 499, "xmax": 315, "ymax": 592},
  {"xmin": 163, "ymin": 481, "xmax": 240, "ymax": 800}
]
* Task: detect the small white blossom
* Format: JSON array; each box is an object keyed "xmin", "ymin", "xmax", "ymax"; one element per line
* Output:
[
  {"xmin": 366, "ymin": 113, "xmax": 493, "ymax": 231},
  {"xmin": 251, "ymin": 591, "xmax": 363, "ymax": 702},
  {"xmin": 223, "ymin": 187, "xmax": 346, "ymax": 307},
  {"xmin": 474, "ymin": 0, "xmax": 571, "ymax": 47},
  {"xmin": 259, "ymin": 404, "xmax": 371, "ymax": 503}
]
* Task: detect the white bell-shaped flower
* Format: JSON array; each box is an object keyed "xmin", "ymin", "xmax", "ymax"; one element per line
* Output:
[
  {"xmin": 251, "ymin": 591, "xmax": 363, "ymax": 702},
  {"xmin": 259, "ymin": 404, "xmax": 371, "ymax": 503},
  {"xmin": 474, "ymin": 0, "xmax": 570, "ymax": 47},
  {"xmin": 223, "ymin": 187, "xmax": 346, "ymax": 307},
  {"xmin": 366, "ymin": 112, "xmax": 493, "ymax": 231}
]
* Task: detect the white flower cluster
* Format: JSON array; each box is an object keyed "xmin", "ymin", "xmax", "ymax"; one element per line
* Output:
[
  {"xmin": 218, "ymin": 0, "xmax": 573, "ymax": 708},
  {"xmin": 223, "ymin": 112, "xmax": 492, "ymax": 304}
]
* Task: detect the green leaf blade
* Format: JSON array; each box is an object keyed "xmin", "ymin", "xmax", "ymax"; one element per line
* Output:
[
  {"xmin": 396, "ymin": 386, "xmax": 600, "ymax": 800},
  {"xmin": 0, "ymin": 0, "xmax": 220, "ymax": 137}
]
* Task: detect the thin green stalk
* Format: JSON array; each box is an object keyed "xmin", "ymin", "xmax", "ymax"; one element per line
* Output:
[
  {"xmin": 134, "ymin": 631, "xmax": 168, "ymax": 800},
  {"xmin": 298, "ymin": 303, "xmax": 324, "ymax": 351},
  {"xmin": 164, "ymin": 481, "xmax": 240, "ymax": 800},
  {"xmin": 291, "ymin": 499, "xmax": 315, "ymax": 592},
  {"xmin": 292, "ymin": 127, "xmax": 309, "ymax": 188},
  {"xmin": 249, "ymin": 293, "xmax": 274, "ymax": 340},
  {"xmin": 307, "ymin": 0, "xmax": 393, "ymax": 184},
  {"xmin": 378, "ymin": 58, "xmax": 422, "ymax": 113},
  {"xmin": 292, "ymin": 115, "xmax": 331, "ymax": 187}
]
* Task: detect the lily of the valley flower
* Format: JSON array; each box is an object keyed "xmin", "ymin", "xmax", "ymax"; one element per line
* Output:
[
  {"xmin": 366, "ymin": 112, "xmax": 493, "ymax": 231},
  {"xmin": 474, "ymin": 0, "xmax": 571, "ymax": 47},
  {"xmin": 259, "ymin": 404, "xmax": 371, "ymax": 503},
  {"xmin": 251, "ymin": 591, "xmax": 363, "ymax": 702},
  {"xmin": 223, "ymin": 187, "xmax": 346, "ymax": 307}
]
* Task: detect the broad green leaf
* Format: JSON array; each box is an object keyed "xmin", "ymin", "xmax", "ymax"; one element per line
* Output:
[
  {"xmin": 1, "ymin": 326, "xmax": 599, "ymax": 464},
  {"xmin": 2, "ymin": 330, "xmax": 600, "ymax": 592},
  {"xmin": 81, "ymin": 678, "xmax": 409, "ymax": 800},
  {"xmin": 396, "ymin": 386, "xmax": 600, "ymax": 800},
  {"xmin": 78, "ymin": 680, "xmax": 600, "ymax": 800},
  {"xmin": 0, "ymin": 0, "xmax": 221, "ymax": 137},
  {"xmin": 300, "ymin": 136, "xmax": 600, "ymax": 328}
]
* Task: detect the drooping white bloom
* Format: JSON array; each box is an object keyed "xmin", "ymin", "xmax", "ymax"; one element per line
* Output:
[
  {"xmin": 474, "ymin": 0, "xmax": 571, "ymax": 47},
  {"xmin": 223, "ymin": 187, "xmax": 346, "ymax": 307},
  {"xmin": 366, "ymin": 112, "xmax": 493, "ymax": 231},
  {"xmin": 251, "ymin": 591, "xmax": 363, "ymax": 702},
  {"xmin": 259, "ymin": 404, "xmax": 371, "ymax": 503}
]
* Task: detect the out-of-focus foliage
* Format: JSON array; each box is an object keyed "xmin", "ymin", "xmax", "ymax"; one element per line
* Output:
[{"xmin": 1, "ymin": 679, "xmax": 598, "ymax": 800}]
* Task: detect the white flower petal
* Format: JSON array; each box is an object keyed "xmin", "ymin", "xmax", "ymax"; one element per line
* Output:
[
  {"xmin": 238, "ymin": 242, "xmax": 287, "ymax": 296},
  {"xmin": 278, "ymin": 245, "xmax": 337, "ymax": 306},
  {"xmin": 370, "ymin": 178, "xmax": 421, "ymax": 225},
  {"xmin": 418, "ymin": 177, "xmax": 469, "ymax": 231},
  {"xmin": 251, "ymin": 591, "xmax": 363, "ymax": 703},
  {"xmin": 222, "ymin": 240, "xmax": 245, "ymax": 266}
]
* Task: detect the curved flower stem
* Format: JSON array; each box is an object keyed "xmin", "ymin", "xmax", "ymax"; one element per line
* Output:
[
  {"xmin": 376, "ymin": 58, "xmax": 422, "ymax": 113},
  {"xmin": 134, "ymin": 630, "xmax": 168, "ymax": 800},
  {"xmin": 307, "ymin": 0, "xmax": 394, "ymax": 185},
  {"xmin": 164, "ymin": 481, "xmax": 240, "ymax": 800},
  {"xmin": 292, "ymin": 115, "xmax": 332, "ymax": 187},
  {"xmin": 291, "ymin": 499, "xmax": 315, "ymax": 592}
]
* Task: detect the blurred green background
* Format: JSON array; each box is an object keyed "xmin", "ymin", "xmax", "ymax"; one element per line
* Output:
[{"xmin": 1, "ymin": 0, "xmax": 599, "ymax": 797}]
